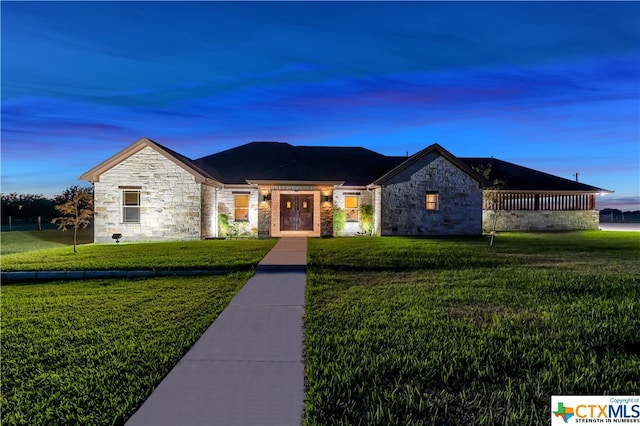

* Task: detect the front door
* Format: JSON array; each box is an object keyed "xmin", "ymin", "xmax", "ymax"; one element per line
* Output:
[{"xmin": 280, "ymin": 194, "xmax": 314, "ymax": 231}]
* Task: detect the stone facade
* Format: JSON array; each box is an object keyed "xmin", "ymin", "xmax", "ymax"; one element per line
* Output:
[
  {"xmin": 484, "ymin": 210, "xmax": 599, "ymax": 231},
  {"xmin": 258, "ymin": 191, "xmax": 272, "ymax": 239},
  {"xmin": 93, "ymin": 146, "xmax": 202, "ymax": 243},
  {"xmin": 332, "ymin": 188, "xmax": 374, "ymax": 235},
  {"xmin": 201, "ymin": 185, "xmax": 217, "ymax": 238},
  {"xmin": 216, "ymin": 188, "xmax": 260, "ymax": 237},
  {"xmin": 379, "ymin": 153, "xmax": 483, "ymax": 236}
]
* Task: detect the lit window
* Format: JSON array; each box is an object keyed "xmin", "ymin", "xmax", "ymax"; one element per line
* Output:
[
  {"xmin": 123, "ymin": 191, "xmax": 140, "ymax": 223},
  {"xmin": 426, "ymin": 192, "xmax": 438, "ymax": 211},
  {"xmin": 234, "ymin": 195, "xmax": 249, "ymax": 221},
  {"xmin": 345, "ymin": 195, "xmax": 359, "ymax": 221}
]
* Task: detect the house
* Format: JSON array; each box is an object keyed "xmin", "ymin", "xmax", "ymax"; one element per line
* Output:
[{"xmin": 80, "ymin": 138, "xmax": 610, "ymax": 242}]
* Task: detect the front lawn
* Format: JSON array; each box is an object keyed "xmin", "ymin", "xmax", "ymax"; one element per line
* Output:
[
  {"xmin": 1, "ymin": 273, "xmax": 252, "ymax": 425},
  {"xmin": 305, "ymin": 232, "xmax": 640, "ymax": 425},
  {"xmin": 1, "ymin": 239, "xmax": 277, "ymax": 272},
  {"xmin": 1, "ymin": 228, "xmax": 94, "ymax": 255}
]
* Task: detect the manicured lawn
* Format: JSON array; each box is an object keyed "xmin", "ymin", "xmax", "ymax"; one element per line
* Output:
[
  {"xmin": 2, "ymin": 239, "xmax": 277, "ymax": 271},
  {"xmin": 1, "ymin": 273, "xmax": 252, "ymax": 425},
  {"xmin": 305, "ymin": 232, "xmax": 640, "ymax": 425},
  {"xmin": 1, "ymin": 228, "xmax": 94, "ymax": 255}
]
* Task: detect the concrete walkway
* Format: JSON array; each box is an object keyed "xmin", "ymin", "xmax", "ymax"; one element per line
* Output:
[{"xmin": 126, "ymin": 237, "xmax": 307, "ymax": 426}]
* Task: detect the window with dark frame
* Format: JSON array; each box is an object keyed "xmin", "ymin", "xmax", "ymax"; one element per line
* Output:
[
  {"xmin": 426, "ymin": 192, "xmax": 439, "ymax": 211},
  {"xmin": 345, "ymin": 195, "xmax": 359, "ymax": 221},
  {"xmin": 234, "ymin": 195, "xmax": 249, "ymax": 222},
  {"xmin": 122, "ymin": 190, "xmax": 140, "ymax": 223}
]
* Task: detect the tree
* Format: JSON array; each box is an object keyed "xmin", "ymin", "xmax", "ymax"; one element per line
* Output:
[
  {"xmin": 472, "ymin": 162, "xmax": 505, "ymax": 247},
  {"xmin": 1, "ymin": 193, "xmax": 57, "ymax": 227},
  {"xmin": 483, "ymin": 188, "xmax": 504, "ymax": 247},
  {"xmin": 51, "ymin": 186, "xmax": 94, "ymax": 253}
]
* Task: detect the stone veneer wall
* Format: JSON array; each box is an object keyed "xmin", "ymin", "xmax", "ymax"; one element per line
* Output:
[
  {"xmin": 216, "ymin": 188, "xmax": 260, "ymax": 236},
  {"xmin": 483, "ymin": 210, "xmax": 599, "ymax": 231},
  {"xmin": 374, "ymin": 187, "xmax": 383, "ymax": 236},
  {"xmin": 380, "ymin": 153, "xmax": 483, "ymax": 236},
  {"xmin": 258, "ymin": 192, "xmax": 271, "ymax": 238},
  {"xmin": 320, "ymin": 197, "xmax": 333, "ymax": 237},
  {"xmin": 94, "ymin": 146, "xmax": 202, "ymax": 243},
  {"xmin": 332, "ymin": 188, "xmax": 374, "ymax": 235},
  {"xmin": 201, "ymin": 185, "xmax": 218, "ymax": 238}
]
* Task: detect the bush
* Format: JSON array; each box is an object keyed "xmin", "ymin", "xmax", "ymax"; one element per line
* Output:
[
  {"xmin": 333, "ymin": 205, "xmax": 346, "ymax": 235},
  {"xmin": 359, "ymin": 204, "xmax": 374, "ymax": 235},
  {"xmin": 218, "ymin": 214, "xmax": 230, "ymax": 238}
]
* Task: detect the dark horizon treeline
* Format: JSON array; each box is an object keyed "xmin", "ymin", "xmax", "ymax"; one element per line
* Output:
[
  {"xmin": 1, "ymin": 187, "xmax": 94, "ymax": 226},
  {"xmin": 599, "ymin": 208, "xmax": 640, "ymax": 223}
]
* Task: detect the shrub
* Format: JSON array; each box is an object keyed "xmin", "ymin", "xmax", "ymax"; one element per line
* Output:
[
  {"xmin": 333, "ymin": 205, "xmax": 346, "ymax": 235},
  {"xmin": 218, "ymin": 214, "xmax": 230, "ymax": 238},
  {"xmin": 359, "ymin": 204, "xmax": 374, "ymax": 235}
]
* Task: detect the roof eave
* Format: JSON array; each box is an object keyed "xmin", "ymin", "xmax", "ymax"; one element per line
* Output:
[
  {"xmin": 483, "ymin": 189, "xmax": 614, "ymax": 194},
  {"xmin": 246, "ymin": 179, "xmax": 345, "ymax": 186}
]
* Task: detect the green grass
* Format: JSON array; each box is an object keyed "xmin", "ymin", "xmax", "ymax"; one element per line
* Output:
[
  {"xmin": 305, "ymin": 232, "xmax": 640, "ymax": 425},
  {"xmin": 1, "ymin": 228, "xmax": 94, "ymax": 255},
  {"xmin": 1, "ymin": 239, "xmax": 277, "ymax": 272},
  {"xmin": 1, "ymin": 273, "xmax": 252, "ymax": 425}
]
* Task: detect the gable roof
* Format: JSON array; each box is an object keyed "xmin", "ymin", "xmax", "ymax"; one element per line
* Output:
[
  {"xmin": 193, "ymin": 142, "xmax": 405, "ymax": 186},
  {"xmin": 372, "ymin": 143, "xmax": 487, "ymax": 186},
  {"xmin": 460, "ymin": 158, "xmax": 612, "ymax": 193},
  {"xmin": 80, "ymin": 137, "xmax": 221, "ymax": 185},
  {"xmin": 81, "ymin": 138, "xmax": 611, "ymax": 193}
]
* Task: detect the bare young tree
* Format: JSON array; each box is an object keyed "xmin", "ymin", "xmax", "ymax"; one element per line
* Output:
[
  {"xmin": 51, "ymin": 186, "xmax": 93, "ymax": 253},
  {"xmin": 472, "ymin": 163, "xmax": 505, "ymax": 247},
  {"xmin": 483, "ymin": 188, "xmax": 504, "ymax": 247}
]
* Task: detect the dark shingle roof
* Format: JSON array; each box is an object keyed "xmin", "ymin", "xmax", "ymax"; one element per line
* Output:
[
  {"xmin": 193, "ymin": 142, "xmax": 405, "ymax": 186},
  {"xmin": 460, "ymin": 158, "xmax": 610, "ymax": 192},
  {"xmin": 161, "ymin": 140, "xmax": 608, "ymax": 193}
]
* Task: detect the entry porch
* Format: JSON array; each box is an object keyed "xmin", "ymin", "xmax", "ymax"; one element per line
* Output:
[{"xmin": 250, "ymin": 181, "xmax": 340, "ymax": 238}]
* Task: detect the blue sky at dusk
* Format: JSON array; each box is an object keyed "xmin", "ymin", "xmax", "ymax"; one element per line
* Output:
[{"xmin": 2, "ymin": 1, "xmax": 639, "ymax": 210}]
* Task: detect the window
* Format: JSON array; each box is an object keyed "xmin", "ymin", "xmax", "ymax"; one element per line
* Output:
[
  {"xmin": 345, "ymin": 195, "xmax": 359, "ymax": 221},
  {"xmin": 426, "ymin": 192, "xmax": 439, "ymax": 211},
  {"xmin": 123, "ymin": 191, "xmax": 140, "ymax": 223},
  {"xmin": 234, "ymin": 195, "xmax": 249, "ymax": 221}
]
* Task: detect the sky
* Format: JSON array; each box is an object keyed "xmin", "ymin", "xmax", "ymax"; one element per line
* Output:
[{"xmin": 2, "ymin": 1, "xmax": 639, "ymax": 210}]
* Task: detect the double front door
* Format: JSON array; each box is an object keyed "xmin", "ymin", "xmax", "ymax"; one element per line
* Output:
[{"xmin": 280, "ymin": 194, "xmax": 314, "ymax": 231}]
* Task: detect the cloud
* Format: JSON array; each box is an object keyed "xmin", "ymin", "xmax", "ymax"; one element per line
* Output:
[{"xmin": 2, "ymin": 1, "xmax": 638, "ymax": 196}]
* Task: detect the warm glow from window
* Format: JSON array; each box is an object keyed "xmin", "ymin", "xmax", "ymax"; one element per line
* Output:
[
  {"xmin": 345, "ymin": 195, "xmax": 359, "ymax": 221},
  {"xmin": 234, "ymin": 195, "xmax": 249, "ymax": 221},
  {"xmin": 426, "ymin": 192, "xmax": 438, "ymax": 211},
  {"xmin": 123, "ymin": 191, "xmax": 140, "ymax": 223}
]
